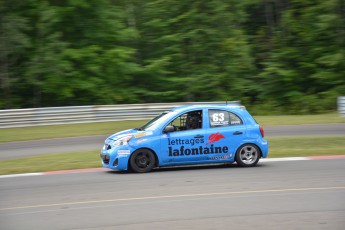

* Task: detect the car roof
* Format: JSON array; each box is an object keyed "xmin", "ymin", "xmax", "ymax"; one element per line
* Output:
[{"xmin": 170, "ymin": 104, "xmax": 245, "ymax": 113}]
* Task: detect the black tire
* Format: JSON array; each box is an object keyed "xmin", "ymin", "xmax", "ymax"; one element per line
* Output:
[
  {"xmin": 235, "ymin": 144, "xmax": 260, "ymax": 167},
  {"xmin": 130, "ymin": 149, "xmax": 155, "ymax": 173}
]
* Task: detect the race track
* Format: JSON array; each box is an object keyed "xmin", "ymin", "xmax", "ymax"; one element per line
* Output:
[
  {"xmin": 1, "ymin": 124, "xmax": 344, "ymax": 160},
  {"xmin": 1, "ymin": 159, "xmax": 345, "ymax": 230}
]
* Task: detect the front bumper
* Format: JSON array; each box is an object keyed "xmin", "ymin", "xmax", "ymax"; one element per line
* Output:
[{"xmin": 100, "ymin": 145, "xmax": 133, "ymax": 171}]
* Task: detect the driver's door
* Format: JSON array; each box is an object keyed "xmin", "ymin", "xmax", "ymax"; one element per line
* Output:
[{"xmin": 160, "ymin": 109, "xmax": 206, "ymax": 165}]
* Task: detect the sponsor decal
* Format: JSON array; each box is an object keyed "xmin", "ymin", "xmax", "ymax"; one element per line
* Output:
[
  {"xmin": 168, "ymin": 138, "xmax": 204, "ymax": 146},
  {"xmin": 134, "ymin": 132, "xmax": 153, "ymax": 138},
  {"xmin": 206, "ymin": 132, "xmax": 224, "ymax": 145},
  {"xmin": 212, "ymin": 121, "xmax": 229, "ymax": 126},
  {"xmin": 167, "ymin": 132, "xmax": 228, "ymax": 157},
  {"xmin": 168, "ymin": 145, "xmax": 228, "ymax": 156},
  {"xmin": 134, "ymin": 133, "xmax": 146, "ymax": 138},
  {"xmin": 118, "ymin": 150, "xmax": 131, "ymax": 155},
  {"xmin": 210, "ymin": 156, "xmax": 229, "ymax": 160}
]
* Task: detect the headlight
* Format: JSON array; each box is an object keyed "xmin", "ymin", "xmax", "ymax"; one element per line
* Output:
[{"xmin": 113, "ymin": 135, "xmax": 132, "ymax": 146}]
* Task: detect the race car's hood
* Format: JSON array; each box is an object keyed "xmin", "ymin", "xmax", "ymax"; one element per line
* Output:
[
  {"xmin": 108, "ymin": 129, "xmax": 137, "ymax": 141},
  {"xmin": 107, "ymin": 128, "xmax": 152, "ymax": 140}
]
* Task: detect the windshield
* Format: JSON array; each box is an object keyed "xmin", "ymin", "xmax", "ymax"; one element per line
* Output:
[{"xmin": 138, "ymin": 111, "xmax": 173, "ymax": 131}]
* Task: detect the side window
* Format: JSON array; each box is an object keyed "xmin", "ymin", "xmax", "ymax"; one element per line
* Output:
[
  {"xmin": 168, "ymin": 110, "xmax": 202, "ymax": 131},
  {"xmin": 229, "ymin": 112, "xmax": 243, "ymax": 126},
  {"xmin": 209, "ymin": 110, "xmax": 243, "ymax": 128}
]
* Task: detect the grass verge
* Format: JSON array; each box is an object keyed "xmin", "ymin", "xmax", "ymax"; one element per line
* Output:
[
  {"xmin": 267, "ymin": 136, "xmax": 345, "ymax": 157},
  {"xmin": 0, "ymin": 120, "xmax": 146, "ymax": 143},
  {"xmin": 0, "ymin": 150, "xmax": 100, "ymax": 175},
  {"xmin": 0, "ymin": 112, "xmax": 344, "ymax": 143},
  {"xmin": 255, "ymin": 112, "xmax": 344, "ymax": 126},
  {"xmin": 1, "ymin": 136, "xmax": 344, "ymax": 175}
]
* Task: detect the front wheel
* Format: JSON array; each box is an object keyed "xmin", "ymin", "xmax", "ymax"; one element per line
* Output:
[
  {"xmin": 130, "ymin": 149, "xmax": 155, "ymax": 173},
  {"xmin": 235, "ymin": 144, "xmax": 260, "ymax": 167}
]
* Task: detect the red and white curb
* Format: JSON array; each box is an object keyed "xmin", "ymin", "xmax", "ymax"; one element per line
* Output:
[
  {"xmin": 1, "ymin": 155, "xmax": 345, "ymax": 179},
  {"xmin": 261, "ymin": 155, "xmax": 345, "ymax": 162},
  {"xmin": 0, "ymin": 168, "xmax": 107, "ymax": 179}
]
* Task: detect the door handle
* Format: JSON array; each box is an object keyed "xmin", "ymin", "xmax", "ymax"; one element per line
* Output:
[
  {"xmin": 233, "ymin": 131, "xmax": 243, "ymax": 135},
  {"xmin": 194, "ymin": 135, "xmax": 204, "ymax": 138}
]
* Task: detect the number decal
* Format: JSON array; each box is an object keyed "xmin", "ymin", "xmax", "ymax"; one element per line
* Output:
[
  {"xmin": 219, "ymin": 113, "xmax": 224, "ymax": 121},
  {"xmin": 212, "ymin": 113, "xmax": 224, "ymax": 122},
  {"xmin": 212, "ymin": 113, "xmax": 218, "ymax": 122}
]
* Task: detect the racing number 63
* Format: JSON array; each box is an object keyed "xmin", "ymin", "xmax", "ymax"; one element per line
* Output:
[{"xmin": 212, "ymin": 113, "xmax": 224, "ymax": 122}]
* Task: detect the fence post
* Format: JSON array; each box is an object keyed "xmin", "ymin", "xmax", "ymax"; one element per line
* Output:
[{"xmin": 338, "ymin": 96, "xmax": 345, "ymax": 117}]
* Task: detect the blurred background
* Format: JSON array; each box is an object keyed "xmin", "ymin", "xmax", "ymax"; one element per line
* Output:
[{"xmin": 1, "ymin": 0, "xmax": 344, "ymax": 114}]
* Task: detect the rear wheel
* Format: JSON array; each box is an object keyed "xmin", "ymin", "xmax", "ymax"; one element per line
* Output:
[
  {"xmin": 235, "ymin": 144, "xmax": 260, "ymax": 167},
  {"xmin": 130, "ymin": 149, "xmax": 155, "ymax": 173}
]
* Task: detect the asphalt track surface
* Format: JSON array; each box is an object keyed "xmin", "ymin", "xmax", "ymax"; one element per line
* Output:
[
  {"xmin": 0, "ymin": 124, "xmax": 344, "ymax": 160},
  {"xmin": 1, "ymin": 158, "xmax": 345, "ymax": 230}
]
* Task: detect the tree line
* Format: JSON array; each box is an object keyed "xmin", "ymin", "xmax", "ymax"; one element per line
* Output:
[{"xmin": 1, "ymin": 0, "xmax": 344, "ymax": 114}]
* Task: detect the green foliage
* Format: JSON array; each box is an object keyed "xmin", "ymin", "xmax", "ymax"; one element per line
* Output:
[
  {"xmin": 258, "ymin": 0, "xmax": 345, "ymax": 113},
  {"xmin": 0, "ymin": 0, "xmax": 344, "ymax": 113},
  {"xmin": 0, "ymin": 0, "xmax": 31, "ymax": 108}
]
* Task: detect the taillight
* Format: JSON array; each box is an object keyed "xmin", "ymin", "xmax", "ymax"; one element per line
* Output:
[{"xmin": 259, "ymin": 125, "xmax": 265, "ymax": 137}]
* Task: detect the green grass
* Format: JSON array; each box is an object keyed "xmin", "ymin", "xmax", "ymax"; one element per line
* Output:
[
  {"xmin": 0, "ymin": 112, "xmax": 344, "ymax": 143},
  {"xmin": 0, "ymin": 120, "xmax": 146, "ymax": 143},
  {"xmin": 1, "ymin": 136, "xmax": 344, "ymax": 175},
  {"xmin": 0, "ymin": 150, "xmax": 100, "ymax": 175},
  {"xmin": 254, "ymin": 112, "xmax": 344, "ymax": 126},
  {"xmin": 266, "ymin": 136, "xmax": 345, "ymax": 158}
]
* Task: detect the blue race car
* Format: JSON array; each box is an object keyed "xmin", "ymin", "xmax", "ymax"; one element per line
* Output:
[{"xmin": 100, "ymin": 104, "xmax": 268, "ymax": 173}]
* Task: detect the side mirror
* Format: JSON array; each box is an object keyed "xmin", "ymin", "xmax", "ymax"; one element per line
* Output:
[{"xmin": 163, "ymin": 125, "xmax": 175, "ymax": 133}]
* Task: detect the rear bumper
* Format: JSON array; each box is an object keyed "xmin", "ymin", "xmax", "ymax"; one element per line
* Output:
[{"xmin": 260, "ymin": 139, "xmax": 269, "ymax": 158}]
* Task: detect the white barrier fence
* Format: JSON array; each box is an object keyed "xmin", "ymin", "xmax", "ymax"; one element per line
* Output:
[
  {"xmin": 0, "ymin": 101, "xmax": 240, "ymax": 128},
  {"xmin": 338, "ymin": 96, "xmax": 345, "ymax": 117}
]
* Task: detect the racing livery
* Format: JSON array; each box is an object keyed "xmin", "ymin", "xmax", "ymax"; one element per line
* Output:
[{"xmin": 100, "ymin": 104, "xmax": 268, "ymax": 172}]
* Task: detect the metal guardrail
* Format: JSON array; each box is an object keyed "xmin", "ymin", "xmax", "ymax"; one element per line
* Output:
[
  {"xmin": 338, "ymin": 96, "xmax": 345, "ymax": 117},
  {"xmin": 0, "ymin": 101, "xmax": 240, "ymax": 128}
]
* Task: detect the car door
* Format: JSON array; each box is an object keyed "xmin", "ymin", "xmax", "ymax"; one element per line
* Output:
[
  {"xmin": 160, "ymin": 109, "xmax": 206, "ymax": 165},
  {"xmin": 204, "ymin": 109, "xmax": 246, "ymax": 162}
]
